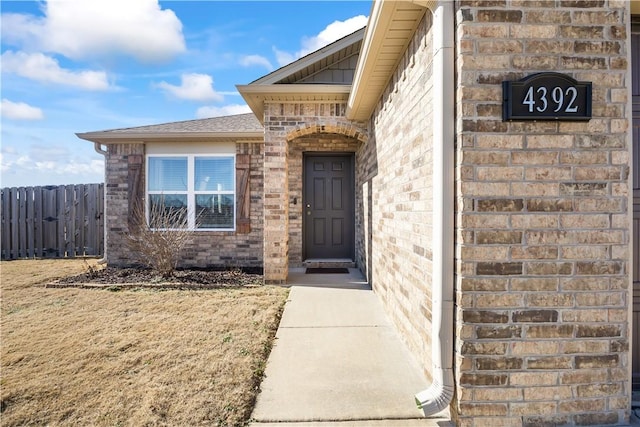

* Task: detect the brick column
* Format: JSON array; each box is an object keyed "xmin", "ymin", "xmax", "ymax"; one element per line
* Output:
[
  {"xmin": 105, "ymin": 143, "xmax": 144, "ymax": 266},
  {"xmin": 261, "ymin": 102, "xmax": 366, "ymax": 280},
  {"xmin": 263, "ymin": 105, "xmax": 289, "ymax": 283},
  {"xmin": 454, "ymin": 2, "xmax": 630, "ymax": 425}
]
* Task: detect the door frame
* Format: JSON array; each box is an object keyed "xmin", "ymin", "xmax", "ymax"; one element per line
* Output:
[{"xmin": 302, "ymin": 152, "xmax": 356, "ymax": 260}]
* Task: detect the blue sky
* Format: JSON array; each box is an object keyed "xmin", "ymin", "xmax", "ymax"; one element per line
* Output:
[{"xmin": 1, "ymin": 0, "xmax": 370, "ymax": 188}]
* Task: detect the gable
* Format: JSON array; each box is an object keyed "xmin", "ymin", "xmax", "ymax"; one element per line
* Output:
[
  {"xmin": 250, "ymin": 28, "xmax": 364, "ymax": 85},
  {"xmin": 238, "ymin": 28, "xmax": 365, "ymax": 121},
  {"xmin": 274, "ymin": 42, "xmax": 361, "ymax": 85}
]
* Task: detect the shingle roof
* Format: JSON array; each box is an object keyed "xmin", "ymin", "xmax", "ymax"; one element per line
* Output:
[
  {"xmin": 92, "ymin": 113, "xmax": 263, "ymax": 134},
  {"xmin": 76, "ymin": 113, "xmax": 264, "ymax": 143}
]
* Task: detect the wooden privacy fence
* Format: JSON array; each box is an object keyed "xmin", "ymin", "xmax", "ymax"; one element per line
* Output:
[{"xmin": 1, "ymin": 184, "xmax": 104, "ymax": 260}]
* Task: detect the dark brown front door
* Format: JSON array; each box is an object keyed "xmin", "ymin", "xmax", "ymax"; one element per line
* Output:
[{"xmin": 303, "ymin": 154, "xmax": 354, "ymax": 260}]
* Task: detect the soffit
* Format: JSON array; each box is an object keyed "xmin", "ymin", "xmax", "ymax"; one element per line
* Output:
[{"xmin": 347, "ymin": 1, "xmax": 427, "ymax": 122}]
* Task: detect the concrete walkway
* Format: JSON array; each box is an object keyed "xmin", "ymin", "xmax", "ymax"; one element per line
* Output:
[{"xmin": 250, "ymin": 268, "xmax": 452, "ymax": 427}]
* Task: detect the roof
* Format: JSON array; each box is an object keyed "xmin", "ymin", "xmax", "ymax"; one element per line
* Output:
[
  {"xmin": 78, "ymin": 1, "xmax": 431, "ymax": 142},
  {"xmin": 251, "ymin": 28, "xmax": 365, "ymax": 85},
  {"xmin": 238, "ymin": 27, "xmax": 366, "ymax": 123},
  {"xmin": 78, "ymin": 28, "xmax": 367, "ymax": 141},
  {"xmin": 240, "ymin": 1, "xmax": 431, "ymax": 124},
  {"xmin": 77, "ymin": 113, "xmax": 264, "ymax": 144}
]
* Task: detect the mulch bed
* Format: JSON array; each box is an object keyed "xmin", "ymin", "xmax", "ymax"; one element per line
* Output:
[{"xmin": 49, "ymin": 267, "xmax": 264, "ymax": 290}]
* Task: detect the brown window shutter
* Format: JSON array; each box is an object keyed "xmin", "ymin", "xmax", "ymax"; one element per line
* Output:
[
  {"xmin": 128, "ymin": 154, "xmax": 143, "ymax": 228},
  {"xmin": 236, "ymin": 154, "xmax": 251, "ymax": 234}
]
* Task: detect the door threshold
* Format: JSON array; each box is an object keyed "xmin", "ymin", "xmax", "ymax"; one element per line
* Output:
[{"xmin": 303, "ymin": 258, "xmax": 355, "ymax": 269}]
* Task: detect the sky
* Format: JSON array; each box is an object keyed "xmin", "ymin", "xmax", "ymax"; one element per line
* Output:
[{"xmin": 0, "ymin": 0, "xmax": 371, "ymax": 188}]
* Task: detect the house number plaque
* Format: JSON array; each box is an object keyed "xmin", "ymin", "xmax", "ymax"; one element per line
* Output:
[{"xmin": 503, "ymin": 72, "xmax": 592, "ymax": 121}]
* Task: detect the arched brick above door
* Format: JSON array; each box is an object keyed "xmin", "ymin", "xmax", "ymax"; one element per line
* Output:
[{"xmin": 285, "ymin": 121, "xmax": 368, "ymax": 144}]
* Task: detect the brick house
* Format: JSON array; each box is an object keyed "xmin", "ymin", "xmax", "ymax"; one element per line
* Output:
[{"xmin": 78, "ymin": 1, "xmax": 638, "ymax": 425}]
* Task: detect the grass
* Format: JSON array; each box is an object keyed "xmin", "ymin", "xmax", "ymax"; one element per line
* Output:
[{"xmin": 0, "ymin": 259, "xmax": 289, "ymax": 426}]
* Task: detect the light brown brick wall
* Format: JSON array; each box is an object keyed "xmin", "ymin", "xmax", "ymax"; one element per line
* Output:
[
  {"xmin": 105, "ymin": 142, "xmax": 264, "ymax": 269},
  {"xmin": 262, "ymin": 103, "xmax": 366, "ymax": 282},
  {"xmin": 454, "ymin": 1, "xmax": 630, "ymax": 425},
  {"xmin": 358, "ymin": 12, "xmax": 436, "ymax": 375}
]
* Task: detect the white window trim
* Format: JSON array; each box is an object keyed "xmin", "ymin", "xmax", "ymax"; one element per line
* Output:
[{"xmin": 146, "ymin": 153, "xmax": 236, "ymax": 231}]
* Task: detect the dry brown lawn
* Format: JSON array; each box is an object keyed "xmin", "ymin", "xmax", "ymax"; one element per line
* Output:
[{"xmin": 0, "ymin": 259, "xmax": 288, "ymax": 426}]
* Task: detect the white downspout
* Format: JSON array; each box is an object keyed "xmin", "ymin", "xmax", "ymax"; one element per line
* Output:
[
  {"xmin": 414, "ymin": 0, "xmax": 455, "ymax": 416},
  {"xmin": 93, "ymin": 142, "xmax": 108, "ymax": 264}
]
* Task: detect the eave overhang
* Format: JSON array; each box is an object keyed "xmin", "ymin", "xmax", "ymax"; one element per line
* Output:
[
  {"xmin": 236, "ymin": 84, "xmax": 352, "ymax": 123},
  {"xmin": 76, "ymin": 131, "xmax": 264, "ymax": 145},
  {"xmin": 347, "ymin": 0, "xmax": 428, "ymax": 122}
]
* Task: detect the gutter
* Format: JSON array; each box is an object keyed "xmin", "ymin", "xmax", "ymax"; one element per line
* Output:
[
  {"xmin": 414, "ymin": 0, "xmax": 455, "ymax": 415},
  {"xmin": 93, "ymin": 143, "xmax": 108, "ymax": 265}
]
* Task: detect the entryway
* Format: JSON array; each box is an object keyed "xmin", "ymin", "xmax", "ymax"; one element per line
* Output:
[{"xmin": 303, "ymin": 154, "xmax": 355, "ymax": 261}]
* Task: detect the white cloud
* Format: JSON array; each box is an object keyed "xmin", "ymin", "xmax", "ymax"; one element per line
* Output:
[
  {"xmin": 29, "ymin": 144, "xmax": 70, "ymax": 163},
  {"xmin": 196, "ymin": 104, "xmax": 251, "ymax": 119},
  {"xmin": 240, "ymin": 55, "xmax": 273, "ymax": 71},
  {"xmin": 273, "ymin": 47, "xmax": 295, "ymax": 68},
  {"xmin": 2, "ymin": 0, "xmax": 185, "ymax": 63},
  {"xmin": 157, "ymin": 73, "xmax": 224, "ymax": 102},
  {"xmin": 299, "ymin": 15, "xmax": 368, "ymax": 57},
  {"xmin": 2, "ymin": 51, "xmax": 111, "ymax": 91},
  {"xmin": 0, "ymin": 144, "xmax": 104, "ymax": 181},
  {"xmin": 0, "ymin": 153, "xmax": 10, "ymax": 174},
  {"xmin": 1, "ymin": 99, "xmax": 44, "ymax": 120},
  {"xmin": 274, "ymin": 15, "xmax": 368, "ymax": 67},
  {"xmin": 0, "ymin": 152, "xmax": 8, "ymax": 174}
]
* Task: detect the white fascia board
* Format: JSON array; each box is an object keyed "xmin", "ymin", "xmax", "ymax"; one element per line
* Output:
[
  {"xmin": 76, "ymin": 131, "xmax": 264, "ymax": 144},
  {"xmin": 347, "ymin": 0, "xmax": 427, "ymax": 122},
  {"xmin": 347, "ymin": 0, "xmax": 394, "ymax": 121},
  {"xmin": 237, "ymin": 84, "xmax": 352, "ymax": 95}
]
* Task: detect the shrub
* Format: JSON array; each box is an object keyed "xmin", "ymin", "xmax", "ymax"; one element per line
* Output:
[{"xmin": 124, "ymin": 198, "xmax": 192, "ymax": 278}]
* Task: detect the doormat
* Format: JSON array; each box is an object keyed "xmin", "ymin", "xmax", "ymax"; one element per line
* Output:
[{"xmin": 305, "ymin": 268, "xmax": 349, "ymax": 274}]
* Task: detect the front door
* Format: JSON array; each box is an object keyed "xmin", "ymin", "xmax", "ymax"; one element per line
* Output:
[{"xmin": 303, "ymin": 154, "xmax": 355, "ymax": 260}]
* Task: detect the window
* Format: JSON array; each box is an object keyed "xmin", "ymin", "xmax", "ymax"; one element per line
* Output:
[{"xmin": 147, "ymin": 155, "xmax": 235, "ymax": 230}]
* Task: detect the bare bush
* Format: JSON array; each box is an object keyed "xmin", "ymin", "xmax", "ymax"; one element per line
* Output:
[{"xmin": 124, "ymin": 198, "xmax": 192, "ymax": 278}]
